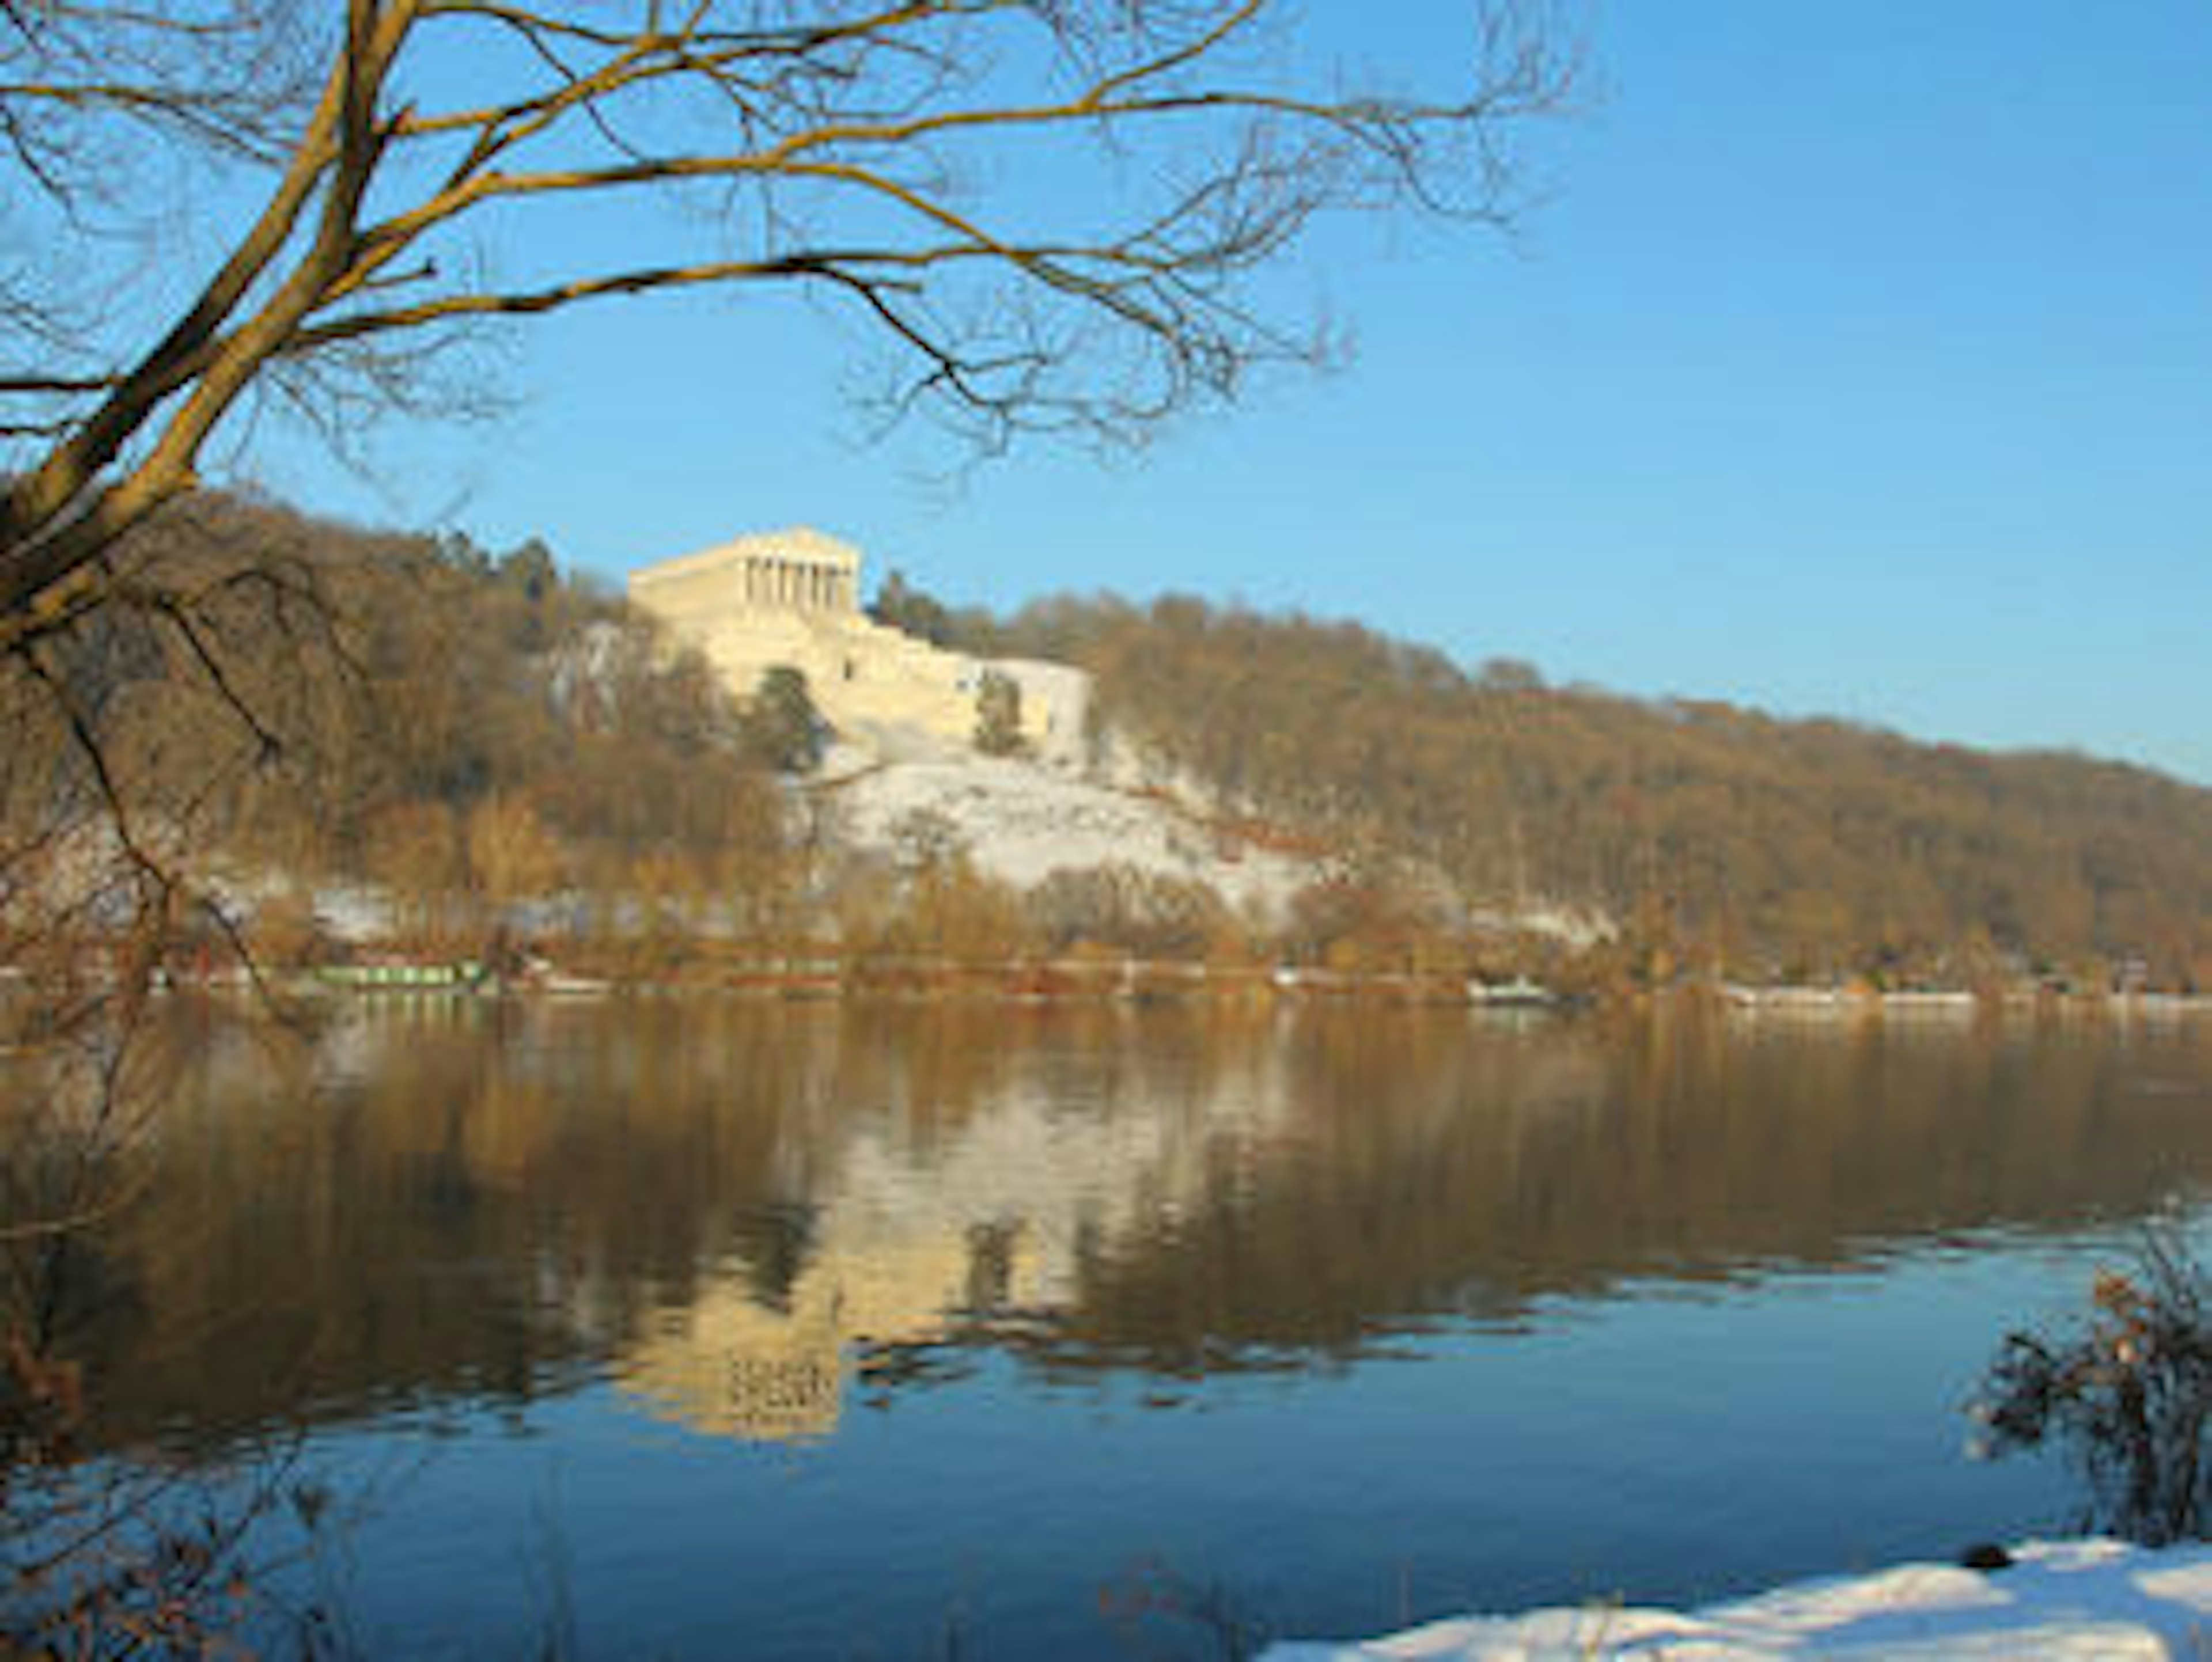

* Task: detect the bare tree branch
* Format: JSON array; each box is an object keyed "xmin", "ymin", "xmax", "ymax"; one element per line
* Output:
[{"xmin": 2, "ymin": 0, "xmax": 1578, "ymax": 632}]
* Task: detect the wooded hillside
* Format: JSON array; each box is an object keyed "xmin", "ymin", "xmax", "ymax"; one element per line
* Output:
[
  {"xmin": 12, "ymin": 500, "xmax": 2207, "ymax": 989},
  {"xmin": 2, "ymin": 494, "xmax": 796, "ymax": 955},
  {"xmin": 944, "ymin": 591, "xmax": 2212, "ymax": 986}
]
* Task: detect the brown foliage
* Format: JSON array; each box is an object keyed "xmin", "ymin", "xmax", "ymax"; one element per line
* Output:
[
  {"xmin": 1, "ymin": 492, "xmax": 801, "ymax": 961},
  {"xmin": 1976, "ymin": 1231, "xmax": 2212, "ymax": 1545},
  {"xmin": 983, "ymin": 593, "xmax": 2212, "ymax": 984}
]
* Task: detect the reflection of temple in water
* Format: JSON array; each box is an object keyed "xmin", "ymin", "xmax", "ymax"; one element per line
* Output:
[
  {"xmin": 615, "ymin": 1050, "xmax": 1292, "ymax": 1443},
  {"xmin": 728, "ymin": 1352, "xmax": 841, "ymax": 1443},
  {"xmin": 622, "ymin": 1236, "xmax": 1031, "ymax": 1442}
]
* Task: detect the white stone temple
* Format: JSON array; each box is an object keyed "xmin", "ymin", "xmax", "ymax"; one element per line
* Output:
[{"xmin": 627, "ymin": 527, "xmax": 984, "ymax": 745}]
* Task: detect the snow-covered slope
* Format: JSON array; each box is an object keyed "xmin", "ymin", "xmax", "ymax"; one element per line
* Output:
[
  {"xmin": 816, "ymin": 743, "xmax": 1325, "ymax": 914},
  {"xmin": 809, "ymin": 652, "xmax": 1346, "ymax": 910},
  {"xmin": 1265, "ymin": 1539, "xmax": 2212, "ymax": 1660},
  {"xmin": 815, "ymin": 658, "xmax": 1614, "ymax": 936}
]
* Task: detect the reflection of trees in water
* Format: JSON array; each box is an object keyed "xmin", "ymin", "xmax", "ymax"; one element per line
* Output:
[
  {"xmin": 33, "ymin": 1001, "xmax": 2212, "ymax": 1449},
  {"xmin": 616, "ymin": 1003, "xmax": 1295, "ymax": 1440},
  {"xmin": 54, "ymin": 999, "xmax": 1262, "ymax": 1449},
  {"xmin": 1015, "ymin": 1011, "xmax": 2212, "ymax": 1375},
  {"xmin": 66, "ymin": 999, "xmax": 818, "ymax": 1451}
]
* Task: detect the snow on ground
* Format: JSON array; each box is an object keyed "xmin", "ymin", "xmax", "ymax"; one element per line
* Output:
[
  {"xmin": 816, "ymin": 741, "xmax": 1324, "ymax": 915},
  {"xmin": 818, "ymin": 680, "xmax": 1623, "ymax": 936},
  {"xmin": 1264, "ymin": 1540, "xmax": 2212, "ymax": 1660},
  {"xmin": 810, "ymin": 656, "xmax": 1333, "ymax": 913}
]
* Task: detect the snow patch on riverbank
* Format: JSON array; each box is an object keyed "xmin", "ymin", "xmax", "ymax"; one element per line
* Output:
[{"xmin": 1265, "ymin": 1539, "xmax": 2212, "ymax": 1659}]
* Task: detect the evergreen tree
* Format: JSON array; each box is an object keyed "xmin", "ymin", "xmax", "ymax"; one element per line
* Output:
[
  {"xmin": 747, "ymin": 666, "xmax": 828, "ymax": 775},
  {"xmin": 974, "ymin": 670, "xmax": 1026, "ymax": 757}
]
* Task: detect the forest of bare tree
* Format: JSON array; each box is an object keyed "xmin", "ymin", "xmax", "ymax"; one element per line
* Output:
[
  {"xmin": 9, "ymin": 502, "xmax": 2209, "ymax": 992},
  {"xmin": 923, "ymin": 587, "xmax": 2212, "ymax": 988}
]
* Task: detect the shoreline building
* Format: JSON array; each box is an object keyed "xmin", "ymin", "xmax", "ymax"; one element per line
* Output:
[{"xmin": 627, "ymin": 527, "xmax": 984, "ymax": 745}]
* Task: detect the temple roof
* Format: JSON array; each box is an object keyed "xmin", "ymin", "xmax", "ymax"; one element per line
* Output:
[{"xmin": 631, "ymin": 526, "xmax": 862, "ymax": 589}]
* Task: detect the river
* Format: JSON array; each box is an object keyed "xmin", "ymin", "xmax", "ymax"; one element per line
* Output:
[{"xmin": 20, "ymin": 999, "xmax": 2212, "ymax": 1656}]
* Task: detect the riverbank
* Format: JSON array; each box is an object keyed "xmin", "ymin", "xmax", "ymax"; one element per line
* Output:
[
  {"xmin": 1264, "ymin": 1539, "xmax": 2212, "ymax": 1659},
  {"xmin": 49, "ymin": 951, "xmax": 2212, "ymax": 1018}
]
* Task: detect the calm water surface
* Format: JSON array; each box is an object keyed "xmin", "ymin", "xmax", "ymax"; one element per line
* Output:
[{"xmin": 50, "ymin": 1001, "xmax": 2212, "ymax": 1655}]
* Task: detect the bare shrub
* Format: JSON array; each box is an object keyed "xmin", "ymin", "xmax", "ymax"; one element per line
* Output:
[{"xmin": 1973, "ymin": 1228, "xmax": 2212, "ymax": 1546}]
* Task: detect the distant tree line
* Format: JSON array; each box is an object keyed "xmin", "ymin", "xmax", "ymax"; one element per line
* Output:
[{"xmin": 899, "ymin": 583, "xmax": 2212, "ymax": 988}]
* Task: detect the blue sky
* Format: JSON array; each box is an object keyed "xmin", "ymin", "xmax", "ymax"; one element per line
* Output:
[{"xmin": 262, "ymin": 2, "xmax": 2212, "ymax": 783}]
